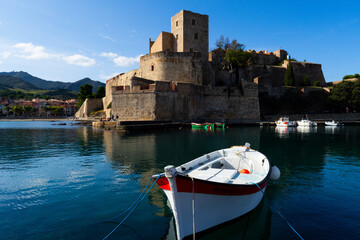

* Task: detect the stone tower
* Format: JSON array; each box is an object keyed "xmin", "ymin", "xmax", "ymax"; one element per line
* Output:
[{"xmin": 171, "ymin": 10, "xmax": 209, "ymax": 61}]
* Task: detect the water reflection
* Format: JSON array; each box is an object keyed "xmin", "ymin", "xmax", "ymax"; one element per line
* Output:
[
  {"xmin": 274, "ymin": 126, "xmax": 296, "ymax": 138},
  {"xmin": 325, "ymin": 126, "xmax": 340, "ymax": 134},
  {"xmin": 297, "ymin": 126, "xmax": 317, "ymax": 134}
]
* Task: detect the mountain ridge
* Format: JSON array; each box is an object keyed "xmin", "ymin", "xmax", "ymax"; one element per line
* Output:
[{"xmin": 0, "ymin": 71, "xmax": 105, "ymax": 92}]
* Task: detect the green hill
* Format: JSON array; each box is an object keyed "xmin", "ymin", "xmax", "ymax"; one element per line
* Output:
[
  {"xmin": 0, "ymin": 71, "xmax": 105, "ymax": 92},
  {"xmin": 0, "ymin": 75, "xmax": 40, "ymax": 90}
]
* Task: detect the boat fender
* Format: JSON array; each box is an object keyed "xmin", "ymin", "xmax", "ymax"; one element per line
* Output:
[
  {"xmin": 240, "ymin": 169, "xmax": 250, "ymax": 174},
  {"xmin": 270, "ymin": 166, "xmax": 281, "ymax": 180}
]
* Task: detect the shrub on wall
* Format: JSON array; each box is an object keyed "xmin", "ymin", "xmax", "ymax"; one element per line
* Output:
[
  {"xmin": 303, "ymin": 75, "xmax": 310, "ymax": 86},
  {"xmin": 284, "ymin": 60, "xmax": 294, "ymax": 86},
  {"xmin": 313, "ymin": 81, "xmax": 320, "ymax": 87},
  {"xmin": 343, "ymin": 73, "xmax": 359, "ymax": 80},
  {"xmin": 107, "ymin": 102, "xmax": 112, "ymax": 109}
]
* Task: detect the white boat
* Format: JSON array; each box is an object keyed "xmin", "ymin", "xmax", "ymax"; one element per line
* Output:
[
  {"xmin": 275, "ymin": 117, "xmax": 296, "ymax": 127},
  {"xmin": 325, "ymin": 120, "xmax": 340, "ymax": 126},
  {"xmin": 296, "ymin": 119, "xmax": 317, "ymax": 127},
  {"xmin": 153, "ymin": 144, "xmax": 280, "ymax": 240}
]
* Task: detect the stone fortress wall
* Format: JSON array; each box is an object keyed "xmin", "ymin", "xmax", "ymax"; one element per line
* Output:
[
  {"xmin": 102, "ymin": 9, "xmax": 326, "ymax": 122},
  {"xmin": 138, "ymin": 51, "xmax": 202, "ymax": 85},
  {"xmin": 110, "ymin": 80, "xmax": 258, "ymax": 122}
]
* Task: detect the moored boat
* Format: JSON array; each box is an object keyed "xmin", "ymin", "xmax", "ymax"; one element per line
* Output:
[
  {"xmin": 275, "ymin": 117, "xmax": 296, "ymax": 127},
  {"xmin": 325, "ymin": 120, "xmax": 340, "ymax": 126},
  {"xmin": 296, "ymin": 119, "xmax": 317, "ymax": 127},
  {"xmin": 153, "ymin": 144, "xmax": 280, "ymax": 240},
  {"xmin": 191, "ymin": 122, "xmax": 214, "ymax": 130},
  {"xmin": 214, "ymin": 122, "xmax": 225, "ymax": 129}
]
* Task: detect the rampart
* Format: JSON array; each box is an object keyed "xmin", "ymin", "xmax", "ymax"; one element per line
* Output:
[
  {"xmin": 282, "ymin": 61, "xmax": 326, "ymax": 86},
  {"xmin": 111, "ymin": 80, "xmax": 260, "ymax": 122},
  {"xmin": 75, "ymin": 98, "xmax": 103, "ymax": 119}
]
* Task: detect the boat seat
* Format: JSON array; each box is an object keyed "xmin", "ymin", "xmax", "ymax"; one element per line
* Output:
[{"xmin": 190, "ymin": 168, "xmax": 238, "ymax": 183}]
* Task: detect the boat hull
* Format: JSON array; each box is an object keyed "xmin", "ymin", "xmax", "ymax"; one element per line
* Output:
[
  {"xmin": 159, "ymin": 175, "xmax": 267, "ymax": 239},
  {"xmin": 325, "ymin": 122, "xmax": 339, "ymax": 126}
]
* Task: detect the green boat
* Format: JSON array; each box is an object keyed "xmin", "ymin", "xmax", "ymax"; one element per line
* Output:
[
  {"xmin": 214, "ymin": 122, "xmax": 225, "ymax": 129},
  {"xmin": 191, "ymin": 122, "xmax": 214, "ymax": 130}
]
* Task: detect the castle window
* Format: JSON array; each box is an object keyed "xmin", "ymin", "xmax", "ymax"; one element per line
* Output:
[
  {"xmin": 192, "ymin": 19, "xmax": 196, "ymax": 25},
  {"xmin": 194, "ymin": 33, "xmax": 198, "ymax": 40},
  {"xmin": 176, "ymin": 34, "xmax": 178, "ymax": 39},
  {"xmin": 176, "ymin": 21, "xmax": 178, "ymax": 27},
  {"xmin": 151, "ymin": 65, "xmax": 154, "ymax": 71}
]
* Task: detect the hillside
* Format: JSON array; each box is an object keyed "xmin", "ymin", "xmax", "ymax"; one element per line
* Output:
[
  {"xmin": 0, "ymin": 75, "xmax": 40, "ymax": 90},
  {"xmin": 0, "ymin": 71, "xmax": 105, "ymax": 92},
  {"xmin": 66, "ymin": 78, "xmax": 104, "ymax": 92}
]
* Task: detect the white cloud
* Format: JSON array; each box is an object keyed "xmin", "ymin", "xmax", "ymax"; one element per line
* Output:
[
  {"xmin": 99, "ymin": 72, "xmax": 119, "ymax": 80},
  {"xmin": 0, "ymin": 60, "xmax": 2, "ymax": 64},
  {"xmin": 13, "ymin": 42, "xmax": 54, "ymax": 60},
  {"xmin": 100, "ymin": 52, "xmax": 118, "ymax": 58},
  {"xmin": 63, "ymin": 54, "xmax": 96, "ymax": 67},
  {"xmin": 99, "ymin": 33, "xmax": 115, "ymax": 42},
  {"xmin": 113, "ymin": 55, "xmax": 141, "ymax": 67},
  {"xmin": 100, "ymin": 52, "xmax": 142, "ymax": 67},
  {"xmin": 0, "ymin": 51, "xmax": 11, "ymax": 58}
]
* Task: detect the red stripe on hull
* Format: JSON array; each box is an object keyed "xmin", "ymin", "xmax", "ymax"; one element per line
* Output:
[
  {"xmin": 176, "ymin": 175, "xmax": 267, "ymax": 196},
  {"xmin": 157, "ymin": 176, "xmax": 171, "ymax": 190}
]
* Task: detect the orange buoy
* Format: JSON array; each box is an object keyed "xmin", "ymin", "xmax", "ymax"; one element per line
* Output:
[{"xmin": 240, "ymin": 169, "xmax": 250, "ymax": 174}]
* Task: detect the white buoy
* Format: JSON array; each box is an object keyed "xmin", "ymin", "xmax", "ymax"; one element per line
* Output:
[{"xmin": 270, "ymin": 165, "xmax": 281, "ymax": 180}]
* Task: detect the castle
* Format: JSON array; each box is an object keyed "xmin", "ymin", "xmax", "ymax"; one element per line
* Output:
[{"xmin": 102, "ymin": 10, "xmax": 326, "ymax": 122}]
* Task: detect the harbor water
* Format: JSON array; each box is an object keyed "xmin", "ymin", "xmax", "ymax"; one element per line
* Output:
[{"xmin": 0, "ymin": 121, "xmax": 359, "ymax": 239}]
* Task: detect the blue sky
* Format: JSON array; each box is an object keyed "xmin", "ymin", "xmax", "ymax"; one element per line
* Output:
[{"xmin": 0, "ymin": 0, "xmax": 359, "ymax": 83}]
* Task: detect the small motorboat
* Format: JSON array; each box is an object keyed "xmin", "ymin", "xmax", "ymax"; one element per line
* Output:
[
  {"xmin": 325, "ymin": 120, "xmax": 340, "ymax": 126},
  {"xmin": 275, "ymin": 117, "xmax": 296, "ymax": 127},
  {"xmin": 153, "ymin": 144, "xmax": 280, "ymax": 240},
  {"xmin": 214, "ymin": 122, "xmax": 225, "ymax": 129},
  {"xmin": 296, "ymin": 119, "xmax": 317, "ymax": 127},
  {"xmin": 191, "ymin": 122, "xmax": 214, "ymax": 130}
]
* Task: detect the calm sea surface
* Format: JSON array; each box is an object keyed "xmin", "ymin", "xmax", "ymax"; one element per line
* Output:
[{"xmin": 0, "ymin": 121, "xmax": 359, "ymax": 240}]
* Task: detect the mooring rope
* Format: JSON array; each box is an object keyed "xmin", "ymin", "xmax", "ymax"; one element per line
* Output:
[
  {"xmin": 1, "ymin": 175, "xmax": 161, "ymax": 240},
  {"xmin": 252, "ymin": 182, "xmax": 305, "ymax": 240},
  {"xmin": 102, "ymin": 176, "xmax": 153, "ymax": 223},
  {"xmin": 190, "ymin": 176, "xmax": 196, "ymax": 240},
  {"xmin": 102, "ymin": 174, "xmax": 162, "ymax": 240}
]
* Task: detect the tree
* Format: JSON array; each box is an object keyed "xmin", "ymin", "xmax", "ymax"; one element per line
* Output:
[
  {"xmin": 30, "ymin": 107, "xmax": 36, "ymax": 116},
  {"xmin": 351, "ymin": 80, "xmax": 360, "ymax": 111},
  {"xmin": 44, "ymin": 106, "xmax": 64, "ymax": 116},
  {"xmin": 12, "ymin": 105, "xmax": 22, "ymax": 116},
  {"xmin": 343, "ymin": 73, "xmax": 360, "ymax": 80},
  {"xmin": 95, "ymin": 86, "xmax": 105, "ymax": 98},
  {"xmin": 224, "ymin": 49, "xmax": 252, "ymax": 71},
  {"xmin": 5, "ymin": 106, "xmax": 11, "ymax": 116},
  {"xmin": 22, "ymin": 105, "xmax": 32, "ymax": 116},
  {"xmin": 302, "ymin": 75, "xmax": 310, "ymax": 86},
  {"xmin": 284, "ymin": 60, "xmax": 294, "ymax": 86},
  {"xmin": 329, "ymin": 80, "xmax": 354, "ymax": 111},
  {"xmin": 313, "ymin": 81, "xmax": 320, "ymax": 87},
  {"xmin": 78, "ymin": 84, "xmax": 93, "ymax": 108},
  {"xmin": 215, "ymin": 35, "xmax": 230, "ymax": 50}
]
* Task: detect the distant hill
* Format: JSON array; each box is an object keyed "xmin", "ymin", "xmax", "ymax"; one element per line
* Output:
[
  {"xmin": 0, "ymin": 75, "xmax": 40, "ymax": 90},
  {"xmin": 65, "ymin": 77, "xmax": 104, "ymax": 92},
  {"xmin": 0, "ymin": 71, "xmax": 105, "ymax": 92}
]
